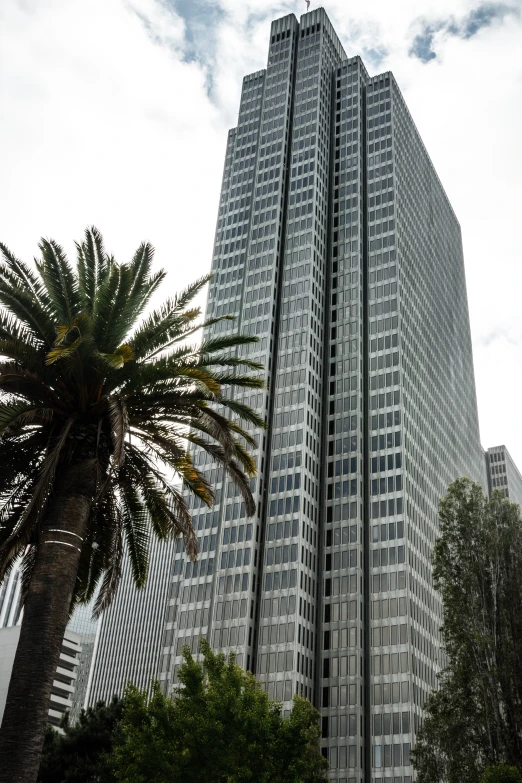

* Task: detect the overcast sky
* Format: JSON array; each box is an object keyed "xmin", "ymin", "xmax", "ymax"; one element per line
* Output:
[{"xmin": 1, "ymin": 0, "xmax": 521, "ymax": 469}]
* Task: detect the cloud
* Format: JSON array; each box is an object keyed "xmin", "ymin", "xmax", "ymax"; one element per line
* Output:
[
  {"xmin": 461, "ymin": 2, "xmax": 518, "ymax": 37},
  {"xmin": 409, "ymin": 22, "xmax": 444, "ymax": 62},
  {"xmin": 409, "ymin": 2, "xmax": 519, "ymax": 62}
]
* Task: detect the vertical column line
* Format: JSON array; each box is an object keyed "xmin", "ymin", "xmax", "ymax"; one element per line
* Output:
[
  {"xmin": 252, "ymin": 26, "xmax": 300, "ymax": 674},
  {"xmin": 361, "ymin": 83, "xmax": 371, "ymax": 783}
]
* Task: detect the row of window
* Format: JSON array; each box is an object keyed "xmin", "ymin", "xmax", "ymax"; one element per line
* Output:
[
  {"xmin": 372, "ymin": 545, "xmax": 405, "ymax": 568},
  {"xmin": 214, "ymin": 598, "xmax": 248, "ymax": 621},
  {"xmin": 371, "ymin": 452, "xmax": 402, "ymax": 473},
  {"xmin": 220, "ymin": 547, "xmax": 251, "ymax": 570},
  {"xmin": 370, "ymin": 349, "xmax": 399, "ymax": 370},
  {"xmin": 370, "ymin": 369, "xmax": 400, "ymax": 391},
  {"xmin": 325, "ymin": 549, "xmax": 358, "ymax": 572},
  {"xmin": 372, "ymin": 570, "xmax": 406, "ymax": 593},
  {"xmin": 373, "ymin": 681, "xmax": 410, "ymax": 706},
  {"xmin": 324, "ymin": 626, "xmax": 358, "ymax": 651},
  {"xmin": 371, "ymin": 497, "xmax": 404, "ymax": 519},
  {"xmin": 325, "ymin": 573, "xmax": 358, "ymax": 597},
  {"xmin": 269, "ymin": 496, "xmax": 300, "ymax": 517},
  {"xmin": 371, "ymin": 410, "xmax": 400, "ymax": 430},
  {"xmin": 324, "ymin": 599, "xmax": 358, "ymax": 623},
  {"xmin": 174, "ymin": 557, "xmax": 213, "ymax": 578},
  {"xmin": 217, "ymin": 573, "xmax": 249, "ymax": 595},
  {"xmin": 370, "ymin": 389, "xmax": 401, "ymax": 411},
  {"xmin": 371, "ymin": 474, "xmax": 403, "ymax": 495},
  {"xmin": 222, "ymin": 523, "xmax": 253, "ymax": 545},
  {"xmin": 259, "ymin": 621, "xmax": 295, "ymax": 646},
  {"xmin": 322, "ymin": 683, "xmax": 358, "ymax": 708},
  {"xmin": 176, "ymin": 607, "xmax": 210, "ymax": 630},
  {"xmin": 264, "ymin": 568, "xmax": 297, "ymax": 592},
  {"xmin": 327, "ymin": 479, "xmax": 358, "ymax": 500},
  {"xmin": 373, "ymin": 710, "xmax": 410, "ymax": 736},
  {"xmin": 270, "ymin": 472, "xmax": 301, "ymax": 493},
  {"xmin": 272, "ymin": 427, "xmax": 303, "ymax": 450},
  {"xmin": 372, "ymin": 623, "xmax": 408, "ymax": 647},
  {"xmin": 372, "ymin": 520, "xmax": 404, "ymax": 542},
  {"xmin": 373, "ymin": 743, "xmax": 411, "ymax": 769},
  {"xmin": 371, "ymin": 431, "xmax": 401, "ymax": 451},
  {"xmin": 213, "ymin": 624, "xmax": 247, "ymax": 649},
  {"xmin": 372, "ymin": 597, "xmax": 407, "ymax": 620},
  {"xmin": 265, "ymin": 543, "xmax": 298, "ymax": 565},
  {"xmin": 325, "ymin": 523, "xmax": 358, "ymax": 546},
  {"xmin": 261, "ymin": 594, "xmax": 296, "ymax": 618}
]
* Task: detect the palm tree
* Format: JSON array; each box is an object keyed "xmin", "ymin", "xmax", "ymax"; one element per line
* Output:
[{"xmin": 0, "ymin": 228, "xmax": 264, "ymax": 783}]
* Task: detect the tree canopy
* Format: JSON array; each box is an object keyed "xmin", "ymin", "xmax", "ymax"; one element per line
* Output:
[
  {"xmin": 112, "ymin": 640, "xmax": 328, "ymax": 783},
  {"xmin": 38, "ymin": 697, "xmax": 123, "ymax": 783},
  {"xmin": 412, "ymin": 479, "xmax": 522, "ymax": 783}
]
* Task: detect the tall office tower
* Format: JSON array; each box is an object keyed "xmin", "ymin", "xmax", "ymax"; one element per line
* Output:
[
  {"xmin": 86, "ymin": 536, "xmax": 175, "ymax": 706},
  {"xmin": 160, "ymin": 9, "xmax": 485, "ymax": 782},
  {"xmin": 486, "ymin": 445, "xmax": 522, "ymax": 507}
]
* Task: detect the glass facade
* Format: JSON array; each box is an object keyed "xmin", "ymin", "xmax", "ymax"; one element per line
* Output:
[
  {"xmin": 158, "ymin": 8, "xmax": 487, "ymax": 782},
  {"xmin": 486, "ymin": 445, "xmax": 522, "ymax": 508}
]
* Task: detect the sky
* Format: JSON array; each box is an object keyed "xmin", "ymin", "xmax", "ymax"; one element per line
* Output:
[{"xmin": 1, "ymin": 0, "xmax": 521, "ymax": 468}]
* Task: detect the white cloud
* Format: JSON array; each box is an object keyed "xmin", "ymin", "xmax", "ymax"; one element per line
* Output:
[{"xmin": 1, "ymin": 0, "xmax": 521, "ymax": 469}]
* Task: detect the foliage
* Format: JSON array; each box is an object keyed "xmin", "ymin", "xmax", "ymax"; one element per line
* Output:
[
  {"xmin": 481, "ymin": 765, "xmax": 522, "ymax": 783},
  {"xmin": 412, "ymin": 479, "xmax": 522, "ymax": 783},
  {"xmin": 112, "ymin": 639, "xmax": 328, "ymax": 783},
  {"xmin": 0, "ymin": 227, "xmax": 264, "ymax": 615},
  {"xmin": 38, "ymin": 697, "xmax": 123, "ymax": 783}
]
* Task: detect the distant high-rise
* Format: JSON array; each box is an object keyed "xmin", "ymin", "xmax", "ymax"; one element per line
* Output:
[
  {"xmin": 486, "ymin": 445, "xmax": 522, "ymax": 508},
  {"xmin": 0, "ymin": 625, "xmax": 82, "ymax": 728},
  {"xmin": 0, "ymin": 565, "xmax": 98, "ymax": 723},
  {"xmin": 157, "ymin": 8, "xmax": 487, "ymax": 782},
  {"xmin": 86, "ymin": 536, "xmax": 174, "ymax": 706}
]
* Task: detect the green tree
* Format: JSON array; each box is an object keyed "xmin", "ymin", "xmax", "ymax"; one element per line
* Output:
[
  {"xmin": 38, "ymin": 697, "xmax": 123, "ymax": 783},
  {"xmin": 112, "ymin": 640, "xmax": 328, "ymax": 783},
  {"xmin": 481, "ymin": 765, "xmax": 522, "ymax": 783},
  {"xmin": 412, "ymin": 478, "xmax": 522, "ymax": 783},
  {"xmin": 0, "ymin": 228, "xmax": 264, "ymax": 783}
]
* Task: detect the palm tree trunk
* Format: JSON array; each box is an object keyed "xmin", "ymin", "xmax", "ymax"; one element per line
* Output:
[{"xmin": 0, "ymin": 488, "xmax": 92, "ymax": 783}]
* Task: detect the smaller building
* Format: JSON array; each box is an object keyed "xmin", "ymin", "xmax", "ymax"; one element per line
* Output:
[
  {"xmin": 0, "ymin": 626, "xmax": 82, "ymax": 729},
  {"xmin": 486, "ymin": 445, "xmax": 522, "ymax": 509}
]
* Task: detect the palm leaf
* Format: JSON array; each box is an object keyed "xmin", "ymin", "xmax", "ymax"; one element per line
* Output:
[{"xmin": 36, "ymin": 239, "xmax": 80, "ymax": 325}]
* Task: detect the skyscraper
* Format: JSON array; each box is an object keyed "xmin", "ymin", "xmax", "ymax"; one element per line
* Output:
[
  {"xmin": 159, "ymin": 8, "xmax": 485, "ymax": 782},
  {"xmin": 486, "ymin": 445, "xmax": 522, "ymax": 508}
]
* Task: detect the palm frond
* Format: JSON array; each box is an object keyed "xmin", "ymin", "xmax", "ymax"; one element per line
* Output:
[
  {"xmin": 92, "ymin": 493, "xmax": 124, "ymax": 617},
  {"xmin": 108, "ymin": 396, "xmax": 129, "ymax": 468},
  {"xmin": 76, "ymin": 227, "xmax": 110, "ymax": 316},
  {"xmin": 0, "ymin": 279, "xmax": 55, "ymax": 346},
  {"xmin": 217, "ymin": 398, "xmax": 266, "ymax": 429},
  {"xmin": 1, "ymin": 418, "xmax": 75, "ymax": 555},
  {"xmin": 119, "ymin": 483, "xmax": 149, "ymax": 588},
  {"xmin": 36, "ymin": 239, "xmax": 80, "ymax": 325}
]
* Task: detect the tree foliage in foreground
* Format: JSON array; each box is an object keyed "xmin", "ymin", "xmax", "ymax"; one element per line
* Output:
[
  {"xmin": 38, "ymin": 697, "xmax": 123, "ymax": 783},
  {"xmin": 412, "ymin": 479, "xmax": 522, "ymax": 783},
  {"xmin": 112, "ymin": 639, "xmax": 328, "ymax": 783},
  {"xmin": 481, "ymin": 765, "xmax": 522, "ymax": 783}
]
